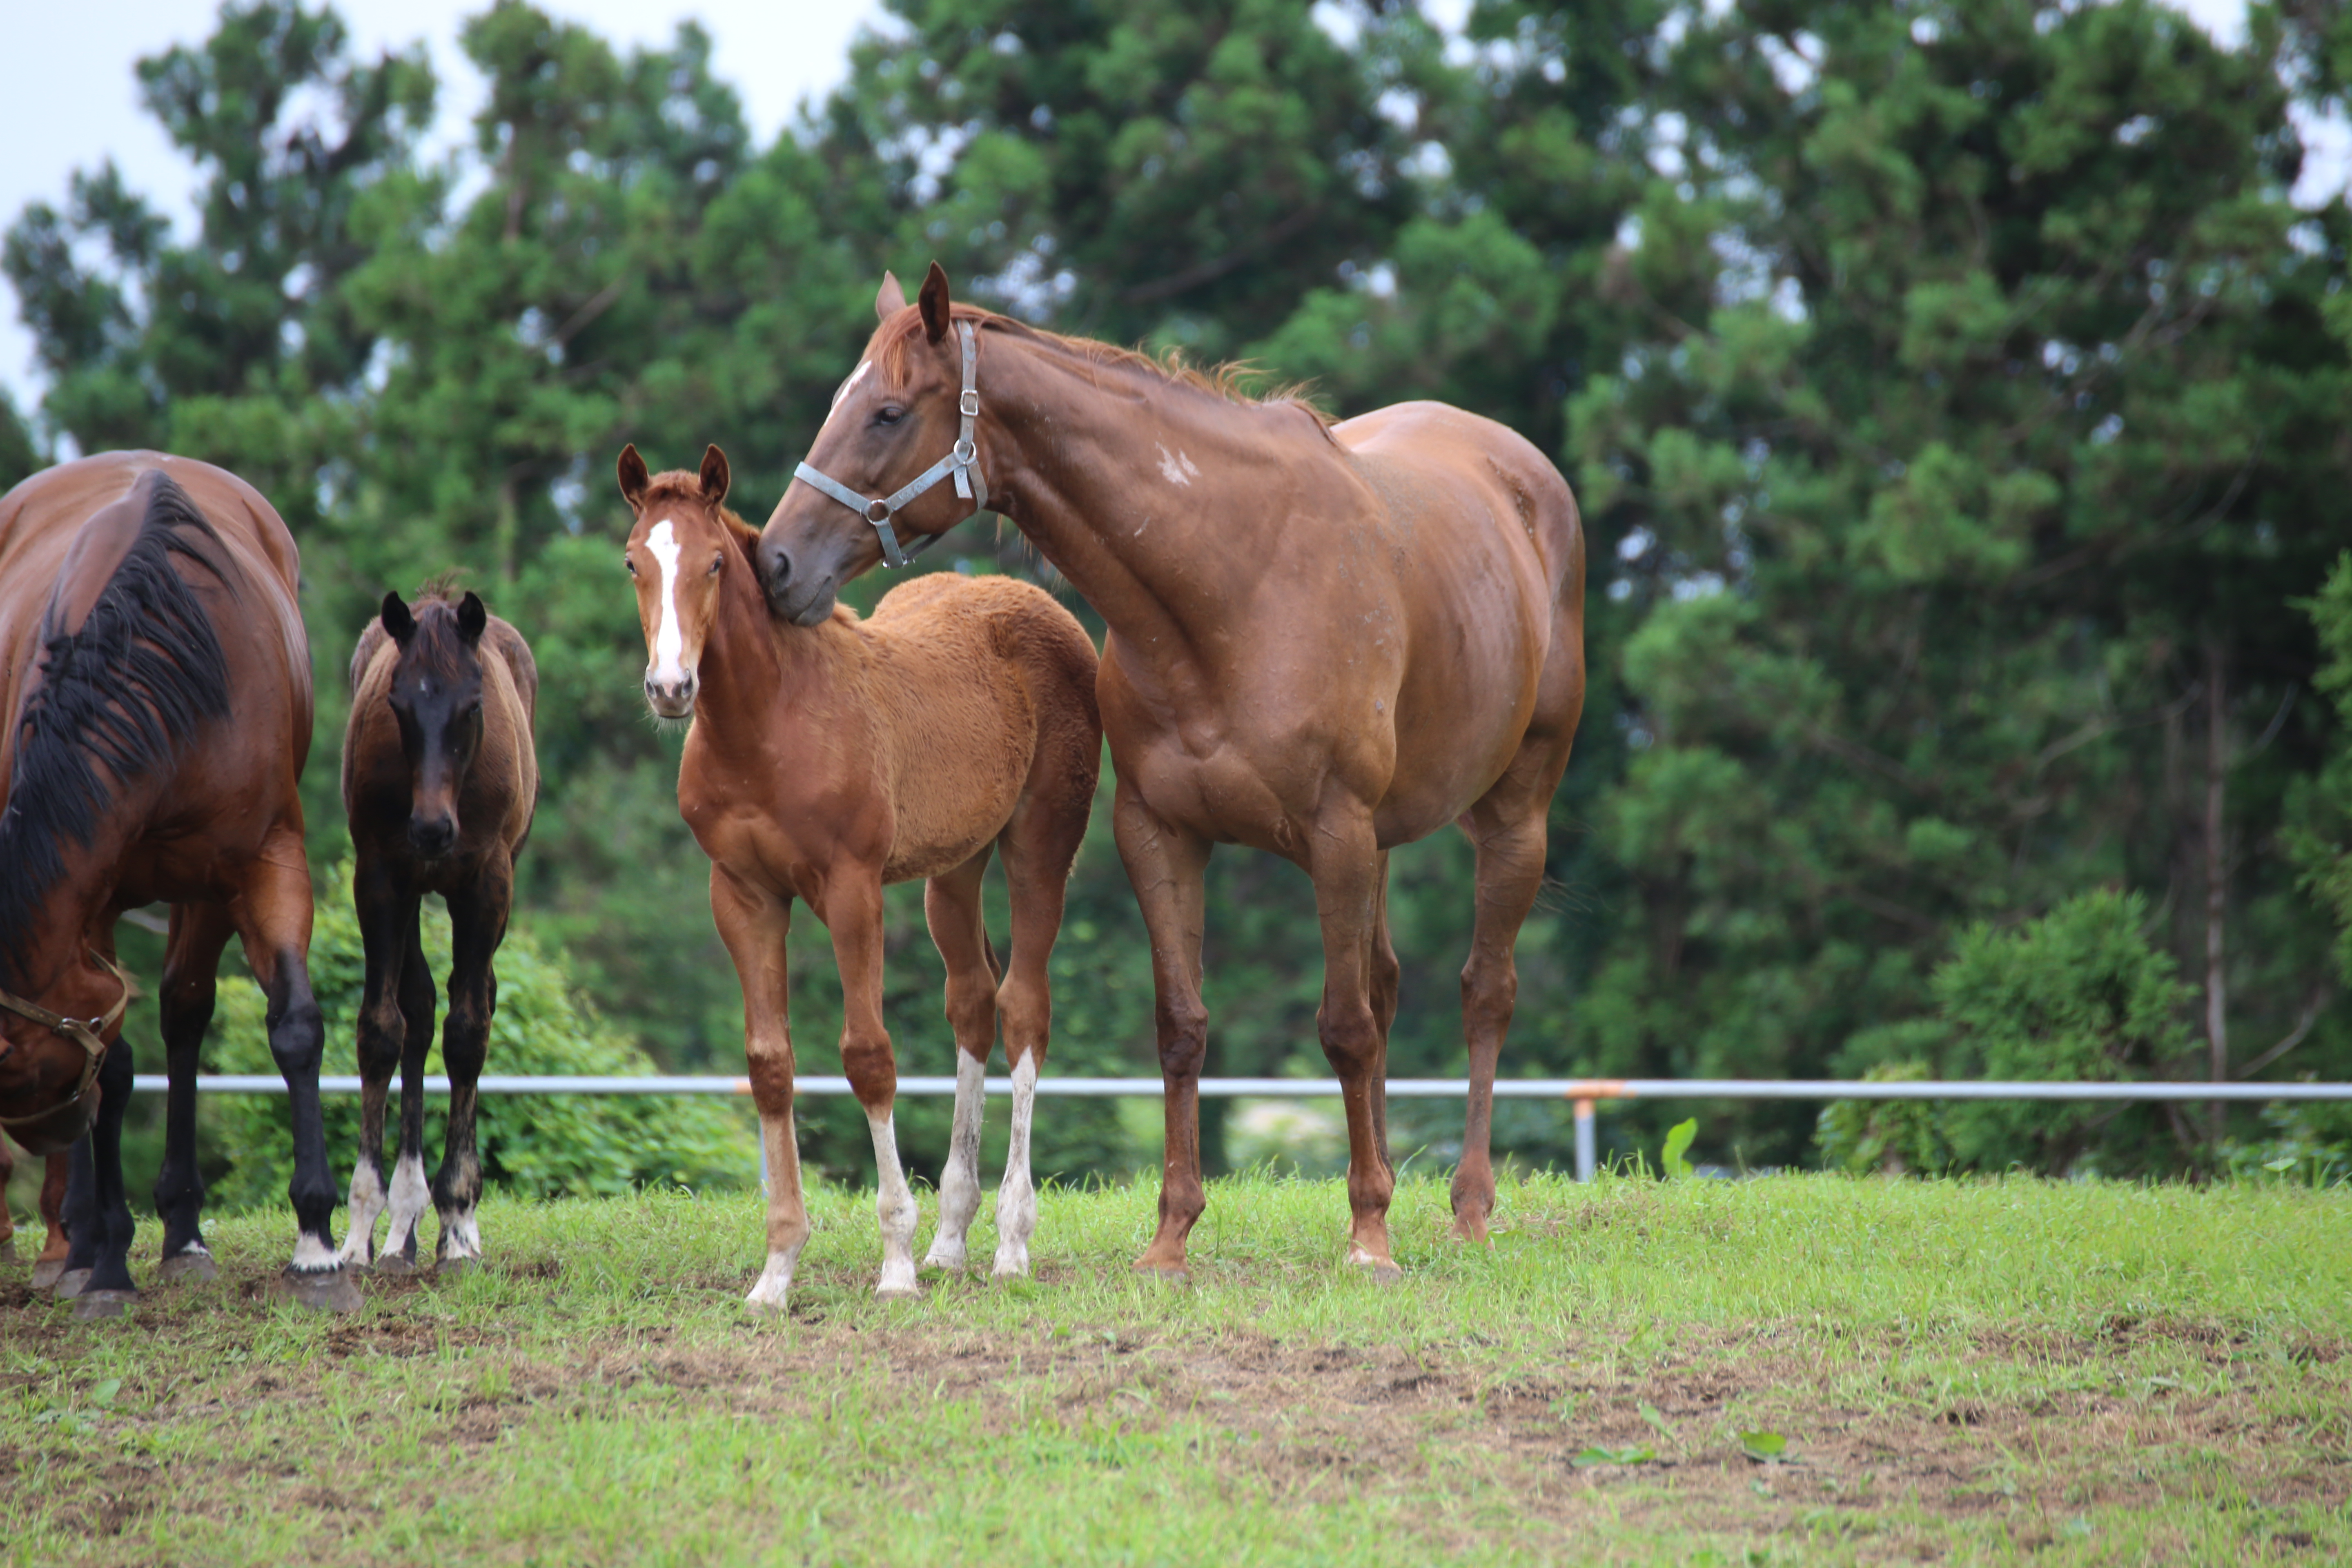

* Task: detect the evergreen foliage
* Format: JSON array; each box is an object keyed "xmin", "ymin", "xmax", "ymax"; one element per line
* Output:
[{"xmin": 7, "ymin": 0, "xmax": 2350, "ymax": 1185}]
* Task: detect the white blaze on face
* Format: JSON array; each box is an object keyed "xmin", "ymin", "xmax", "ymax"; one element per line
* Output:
[
  {"xmin": 815, "ymin": 360, "xmax": 874, "ymax": 442},
  {"xmin": 646, "ymin": 519, "xmax": 688, "ymax": 687}
]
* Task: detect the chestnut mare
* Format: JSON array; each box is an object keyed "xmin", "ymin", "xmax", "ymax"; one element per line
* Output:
[
  {"xmin": 339, "ymin": 588, "xmax": 539, "ymax": 1273},
  {"xmin": 617, "ymin": 444, "xmax": 1100, "ymax": 1310},
  {"xmin": 0, "ymin": 452, "xmax": 350, "ymax": 1316},
  {"xmin": 761, "ymin": 267, "xmax": 1586, "ymax": 1278}
]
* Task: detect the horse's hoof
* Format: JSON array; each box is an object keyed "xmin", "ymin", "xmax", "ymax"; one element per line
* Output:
[
  {"xmin": 374, "ymin": 1253, "xmax": 415, "ymax": 1277},
  {"xmin": 159, "ymin": 1252, "xmax": 218, "ymax": 1285},
  {"xmin": 52, "ymin": 1267, "xmax": 93, "ymax": 1300},
  {"xmin": 29, "ymin": 1258, "xmax": 66, "ymax": 1290},
  {"xmin": 435, "ymin": 1254, "xmax": 480, "ymax": 1278},
  {"xmin": 71, "ymin": 1289, "xmax": 137, "ymax": 1322},
  {"xmin": 273, "ymin": 1267, "xmax": 364, "ymax": 1313},
  {"xmin": 1132, "ymin": 1259, "xmax": 1191, "ymax": 1285},
  {"xmin": 875, "ymin": 1283, "xmax": 922, "ymax": 1301}
]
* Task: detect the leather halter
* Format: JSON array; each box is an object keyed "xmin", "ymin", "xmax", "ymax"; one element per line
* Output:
[
  {"xmin": 0, "ymin": 951, "xmax": 130, "ymax": 1129},
  {"xmin": 793, "ymin": 319, "xmax": 987, "ymax": 569}
]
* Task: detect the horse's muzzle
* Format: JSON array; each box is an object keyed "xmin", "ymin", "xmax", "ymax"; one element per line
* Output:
[
  {"xmin": 408, "ymin": 812, "xmax": 459, "ymax": 860},
  {"xmin": 0, "ymin": 1075, "xmax": 96, "ymax": 1155},
  {"xmin": 760, "ymin": 541, "xmax": 840, "ymax": 627},
  {"xmin": 644, "ymin": 674, "xmax": 697, "ymax": 719}
]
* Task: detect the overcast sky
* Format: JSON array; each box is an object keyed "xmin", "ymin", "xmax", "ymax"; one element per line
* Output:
[{"xmin": 2, "ymin": 0, "xmax": 2342, "ymax": 409}]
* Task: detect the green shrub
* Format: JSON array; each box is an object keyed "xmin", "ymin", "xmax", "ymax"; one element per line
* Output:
[
  {"xmin": 1821, "ymin": 890, "xmax": 2195, "ymax": 1176},
  {"xmin": 202, "ymin": 858, "xmax": 756, "ymax": 1211}
]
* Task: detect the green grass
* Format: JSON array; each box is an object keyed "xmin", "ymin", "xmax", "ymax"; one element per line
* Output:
[{"xmin": 4, "ymin": 1172, "xmax": 2349, "ymax": 1565}]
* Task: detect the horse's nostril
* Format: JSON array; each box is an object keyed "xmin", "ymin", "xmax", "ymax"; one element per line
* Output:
[{"xmin": 765, "ymin": 546, "xmax": 792, "ymax": 592}]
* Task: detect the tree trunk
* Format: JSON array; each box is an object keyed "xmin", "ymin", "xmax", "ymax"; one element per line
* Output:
[{"xmin": 2204, "ymin": 637, "xmax": 2228, "ymax": 1149}]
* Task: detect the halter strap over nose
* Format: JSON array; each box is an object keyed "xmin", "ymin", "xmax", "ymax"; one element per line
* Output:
[{"xmin": 793, "ymin": 319, "xmax": 987, "ymax": 569}]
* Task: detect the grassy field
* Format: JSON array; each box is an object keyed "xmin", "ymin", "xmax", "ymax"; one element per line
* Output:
[{"xmin": 3, "ymin": 1171, "xmax": 2348, "ymax": 1566}]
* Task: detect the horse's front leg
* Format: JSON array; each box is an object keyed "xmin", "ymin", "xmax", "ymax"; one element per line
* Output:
[
  {"xmin": 339, "ymin": 855, "xmax": 415, "ymax": 1270},
  {"xmin": 55, "ymin": 1033, "xmax": 138, "ymax": 1317},
  {"xmin": 379, "ymin": 918, "xmax": 437, "ymax": 1272},
  {"xmin": 156, "ymin": 902, "xmax": 236, "ymax": 1281},
  {"xmin": 235, "ymin": 832, "xmax": 358, "ymax": 1310},
  {"xmin": 829, "ymin": 869, "xmax": 918, "ymax": 1299},
  {"xmin": 434, "ymin": 855, "xmax": 513, "ymax": 1271},
  {"xmin": 1111, "ymin": 776, "xmax": 1213, "ymax": 1278},
  {"xmin": 710, "ymin": 865, "xmax": 807, "ymax": 1312},
  {"xmin": 1305, "ymin": 804, "xmax": 1399, "ymax": 1277}
]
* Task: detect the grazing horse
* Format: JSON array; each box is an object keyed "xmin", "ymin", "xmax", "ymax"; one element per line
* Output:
[
  {"xmin": 339, "ymin": 587, "xmax": 538, "ymax": 1272},
  {"xmin": 0, "ymin": 452, "xmax": 350, "ymax": 1316},
  {"xmin": 617, "ymin": 443, "xmax": 1100, "ymax": 1310},
  {"xmin": 760, "ymin": 266, "xmax": 1586, "ymax": 1278}
]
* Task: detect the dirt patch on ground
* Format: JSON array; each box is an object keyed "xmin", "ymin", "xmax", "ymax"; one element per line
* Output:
[{"xmin": 4, "ymin": 1250, "xmax": 2348, "ymax": 1563}]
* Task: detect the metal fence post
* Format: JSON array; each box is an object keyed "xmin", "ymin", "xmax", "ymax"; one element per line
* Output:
[{"xmin": 1573, "ymin": 1097, "xmax": 1596, "ymax": 1183}]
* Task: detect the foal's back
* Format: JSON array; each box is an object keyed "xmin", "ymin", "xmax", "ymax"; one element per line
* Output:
[{"xmin": 850, "ymin": 572, "xmax": 1100, "ymax": 880}]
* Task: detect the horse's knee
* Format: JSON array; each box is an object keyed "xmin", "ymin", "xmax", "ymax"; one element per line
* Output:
[
  {"xmin": 943, "ymin": 969, "xmax": 996, "ymax": 1046},
  {"xmin": 840, "ymin": 1033, "xmax": 897, "ymax": 1109},
  {"xmin": 266, "ymin": 991, "xmax": 325, "ymax": 1076},
  {"xmin": 1318, "ymin": 1001, "xmax": 1382, "ymax": 1078},
  {"xmin": 356, "ymin": 1000, "xmax": 405, "ymax": 1076}
]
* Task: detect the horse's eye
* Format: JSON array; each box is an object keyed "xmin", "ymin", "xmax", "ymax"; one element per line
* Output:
[
  {"xmin": 708, "ymin": 554, "xmax": 723, "ymax": 575},
  {"xmin": 624, "ymin": 555, "xmax": 637, "ymax": 575},
  {"xmin": 874, "ymin": 405, "xmax": 905, "ymax": 427}
]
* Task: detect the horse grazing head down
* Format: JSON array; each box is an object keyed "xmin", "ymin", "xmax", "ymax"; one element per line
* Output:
[
  {"xmin": 615, "ymin": 442, "xmax": 752, "ymax": 719},
  {"xmin": 759, "ymin": 263, "xmax": 984, "ymax": 626},
  {"xmin": 379, "ymin": 589, "xmax": 490, "ymax": 860}
]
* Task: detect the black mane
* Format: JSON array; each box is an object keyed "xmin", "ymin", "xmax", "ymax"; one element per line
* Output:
[{"xmin": 0, "ymin": 474, "xmax": 233, "ymax": 985}]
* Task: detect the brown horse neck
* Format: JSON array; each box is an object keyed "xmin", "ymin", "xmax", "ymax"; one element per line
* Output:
[
  {"xmin": 974, "ymin": 330, "xmax": 1338, "ymax": 653},
  {"xmin": 691, "ymin": 553, "xmax": 855, "ymax": 749}
]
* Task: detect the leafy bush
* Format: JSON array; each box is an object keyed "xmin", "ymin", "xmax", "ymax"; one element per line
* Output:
[
  {"xmin": 1820, "ymin": 891, "xmax": 2195, "ymax": 1176},
  {"xmin": 201, "ymin": 858, "xmax": 755, "ymax": 1211}
]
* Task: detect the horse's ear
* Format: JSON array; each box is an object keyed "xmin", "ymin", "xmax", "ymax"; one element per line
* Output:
[
  {"xmin": 456, "ymin": 592, "xmax": 488, "ymax": 646},
  {"xmin": 699, "ymin": 444, "xmax": 730, "ymax": 505},
  {"xmin": 381, "ymin": 591, "xmax": 416, "ymax": 646},
  {"xmin": 875, "ymin": 270, "xmax": 906, "ymax": 321},
  {"xmin": 919, "ymin": 261, "xmax": 952, "ymax": 344},
  {"xmin": 616, "ymin": 443, "xmax": 650, "ymax": 510}
]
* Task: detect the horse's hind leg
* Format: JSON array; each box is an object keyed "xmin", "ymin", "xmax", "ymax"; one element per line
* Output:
[
  {"xmin": 434, "ymin": 856, "xmax": 513, "ymax": 1271},
  {"xmin": 156, "ymin": 901, "xmax": 235, "ymax": 1281},
  {"xmin": 1450, "ymin": 773, "xmax": 1566, "ymax": 1243},
  {"xmin": 236, "ymin": 830, "xmax": 359, "ymax": 1310},
  {"xmin": 992, "ymin": 778, "xmax": 1091, "ymax": 1281},
  {"xmin": 31, "ymin": 1151, "xmax": 70, "ymax": 1287},
  {"xmin": 922, "ymin": 849, "xmax": 997, "ymax": 1272},
  {"xmin": 381, "ymin": 914, "xmax": 438, "ymax": 1272}
]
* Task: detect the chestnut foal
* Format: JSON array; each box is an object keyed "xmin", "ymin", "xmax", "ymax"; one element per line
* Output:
[{"xmin": 617, "ymin": 444, "xmax": 1099, "ymax": 1310}]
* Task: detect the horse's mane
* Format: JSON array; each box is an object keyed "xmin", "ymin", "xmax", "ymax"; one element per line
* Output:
[
  {"xmin": 348, "ymin": 577, "xmax": 479, "ymax": 692},
  {"xmin": 0, "ymin": 474, "xmax": 232, "ymax": 985},
  {"xmin": 875, "ymin": 303, "xmax": 1338, "ymax": 438}
]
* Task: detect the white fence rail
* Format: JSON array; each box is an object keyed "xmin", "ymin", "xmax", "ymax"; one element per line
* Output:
[{"xmin": 129, "ymin": 1074, "xmax": 2352, "ymax": 1182}]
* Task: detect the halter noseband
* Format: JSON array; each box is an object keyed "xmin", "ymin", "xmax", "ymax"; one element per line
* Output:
[
  {"xmin": 0, "ymin": 952, "xmax": 130, "ymax": 1130},
  {"xmin": 793, "ymin": 318, "xmax": 987, "ymax": 569}
]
